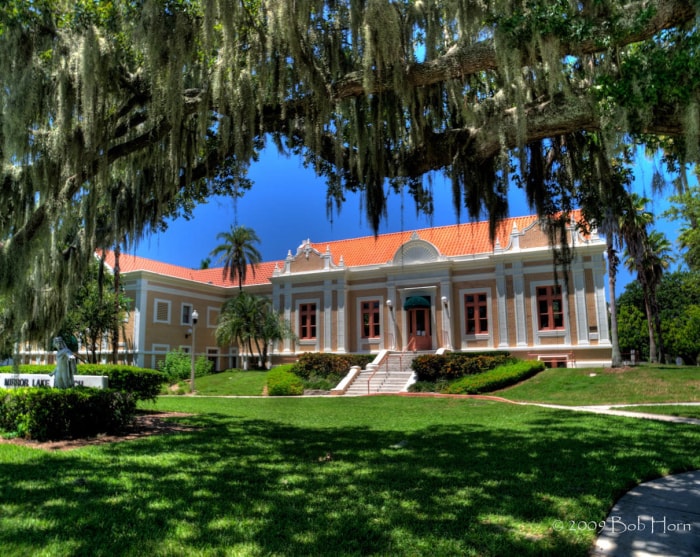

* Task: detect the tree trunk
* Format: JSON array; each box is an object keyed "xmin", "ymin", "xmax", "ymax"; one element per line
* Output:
[
  {"xmin": 112, "ymin": 244, "xmax": 121, "ymax": 364},
  {"xmin": 650, "ymin": 287, "xmax": 665, "ymax": 362},
  {"xmin": 643, "ymin": 294, "xmax": 658, "ymax": 363},
  {"xmin": 606, "ymin": 237, "xmax": 623, "ymax": 367}
]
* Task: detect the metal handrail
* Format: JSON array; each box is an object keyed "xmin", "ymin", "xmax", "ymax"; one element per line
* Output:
[
  {"xmin": 366, "ymin": 366, "xmax": 378, "ymax": 394},
  {"xmin": 405, "ymin": 338, "xmax": 417, "ymax": 353},
  {"xmin": 367, "ymin": 352, "xmax": 392, "ymax": 394}
]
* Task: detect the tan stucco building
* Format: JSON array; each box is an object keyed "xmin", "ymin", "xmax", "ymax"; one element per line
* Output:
[{"xmin": 102, "ymin": 213, "xmax": 611, "ymax": 370}]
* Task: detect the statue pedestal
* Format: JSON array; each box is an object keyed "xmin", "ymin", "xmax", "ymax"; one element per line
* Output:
[{"xmin": 0, "ymin": 374, "xmax": 108, "ymax": 389}]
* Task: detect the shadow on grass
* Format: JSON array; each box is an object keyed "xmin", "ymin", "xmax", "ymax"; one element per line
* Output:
[{"xmin": 0, "ymin": 408, "xmax": 698, "ymax": 556}]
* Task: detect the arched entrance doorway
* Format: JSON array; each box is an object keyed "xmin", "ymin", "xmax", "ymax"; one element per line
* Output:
[{"xmin": 404, "ymin": 296, "xmax": 432, "ymax": 351}]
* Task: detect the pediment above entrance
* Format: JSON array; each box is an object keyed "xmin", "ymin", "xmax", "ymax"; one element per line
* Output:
[
  {"xmin": 392, "ymin": 232, "xmax": 441, "ymax": 265},
  {"xmin": 281, "ymin": 239, "xmax": 340, "ymax": 274}
]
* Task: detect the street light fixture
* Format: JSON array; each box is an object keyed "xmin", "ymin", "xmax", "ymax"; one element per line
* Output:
[{"xmin": 190, "ymin": 309, "xmax": 199, "ymax": 393}]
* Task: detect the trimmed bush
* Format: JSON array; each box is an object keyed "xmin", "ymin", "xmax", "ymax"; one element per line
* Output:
[
  {"xmin": 266, "ymin": 368, "xmax": 304, "ymax": 396},
  {"xmin": 443, "ymin": 360, "xmax": 546, "ymax": 395},
  {"xmin": 411, "ymin": 352, "xmax": 512, "ymax": 381},
  {"xmin": 79, "ymin": 364, "xmax": 166, "ymax": 402},
  {"xmin": 290, "ymin": 353, "xmax": 374, "ymax": 380},
  {"xmin": 408, "ymin": 379, "xmax": 451, "ymax": 393},
  {"xmin": 0, "ymin": 387, "xmax": 136, "ymax": 441},
  {"xmin": 157, "ymin": 349, "xmax": 214, "ymax": 382},
  {"xmin": 1, "ymin": 364, "xmax": 167, "ymax": 402}
]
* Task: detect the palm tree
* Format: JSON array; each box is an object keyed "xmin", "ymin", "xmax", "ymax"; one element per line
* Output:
[
  {"xmin": 216, "ymin": 293, "xmax": 260, "ymax": 368},
  {"xmin": 216, "ymin": 292, "xmax": 294, "ymax": 369},
  {"xmin": 579, "ymin": 138, "xmax": 632, "ymax": 368},
  {"xmin": 623, "ymin": 229, "xmax": 674, "ymax": 363},
  {"xmin": 210, "ymin": 225, "xmax": 262, "ymax": 291},
  {"xmin": 619, "ymin": 194, "xmax": 654, "ymax": 359},
  {"xmin": 600, "ymin": 204, "xmax": 624, "ymax": 367},
  {"xmin": 619, "ymin": 193, "xmax": 674, "ymax": 362}
]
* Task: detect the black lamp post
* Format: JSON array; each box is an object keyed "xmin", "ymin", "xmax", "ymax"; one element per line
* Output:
[{"xmin": 190, "ymin": 309, "xmax": 199, "ymax": 392}]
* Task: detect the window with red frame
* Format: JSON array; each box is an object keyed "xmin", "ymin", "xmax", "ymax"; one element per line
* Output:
[
  {"xmin": 361, "ymin": 300, "xmax": 380, "ymax": 338},
  {"xmin": 537, "ymin": 286, "xmax": 564, "ymax": 330},
  {"xmin": 465, "ymin": 293, "xmax": 488, "ymax": 334},
  {"xmin": 299, "ymin": 303, "xmax": 317, "ymax": 339}
]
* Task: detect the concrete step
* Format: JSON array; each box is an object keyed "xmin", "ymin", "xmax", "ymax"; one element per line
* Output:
[{"xmin": 344, "ymin": 370, "xmax": 414, "ymax": 395}]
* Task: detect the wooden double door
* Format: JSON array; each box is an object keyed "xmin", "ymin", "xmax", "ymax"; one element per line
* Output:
[{"xmin": 407, "ymin": 307, "xmax": 432, "ymax": 351}]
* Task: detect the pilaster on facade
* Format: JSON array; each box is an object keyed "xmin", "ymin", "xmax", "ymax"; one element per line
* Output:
[
  {"xmin": 495, "ymin": 263, "xmax": 509, "ymax": 347},
  {"xmin": 133, "ymin": 278, "xmax": 148, "ymax": 368},
  {"xmin": 593, "ymin": 253, "xmax": 611, "ymax": 345},
  {"xmin": 439, "ymin": 280, "xmax": 453, "ymax": 350},
  {"xmin": 386, "ymin": 283, "xmax": 397, "ymax": 350},
  {"xmin": 282, "ymin": 282, "xmax": 293, "ymax": 354},
  {"xmin": 512, "ymin": 262, "xmax": 528, "ymax": 346},
  {"xmin": 336, "ymin": 282, "xmax": 347, "ymax": 353},
  {"xmin": 323, "ymin": 280, "xmax": 333, "ymax": 352},
  {"xmin": 572, "ymin": 256, "xmax": 590, "ymax": 346}
]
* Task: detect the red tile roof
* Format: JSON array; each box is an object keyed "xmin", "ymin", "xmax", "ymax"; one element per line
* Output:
[
  {"xmin": 307, "ymin": 215, "xmax": 539, "ymax": 267},
  {"xmin": 103, "ymin": 213, "xmax": 560, "ymax": 287},
  {"xmin": 101, "ymin": 251, "xmax": 282, "ymax": 288}
]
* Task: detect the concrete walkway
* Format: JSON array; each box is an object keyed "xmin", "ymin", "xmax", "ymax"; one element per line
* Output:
[
  {"xmin": 591, "ymin": 470, "xmax": 700, "ymax": 556},
  {"xmin": 517, "ymin": 401, "xmax": 700, "ymax": 426}
]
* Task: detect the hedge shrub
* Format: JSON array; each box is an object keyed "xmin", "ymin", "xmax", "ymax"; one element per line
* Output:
[
  {"xmin": 0, "ymin": 387, "xmax": 136, "ymax": 441},
  {"xmin": 266, "ymin": 368, "xmax": 304, "ymax": 396},
  {"xmin": 290, "ymin": 353, "xmax": 375, "ymax": 380},
  {"xmin": 156, "ymin": 349, "xmax": 214, "ymax": 382},
  {"xmin": 443, "ymin": 360, "xmax": 546, "ymax": 395},
  {"xmin": 0, "ymin": 364, "xmax": 167, "ymax": 402},
  {"xmin": 411, "ymin": 351, "xmax": 513, "ymax": 381}
]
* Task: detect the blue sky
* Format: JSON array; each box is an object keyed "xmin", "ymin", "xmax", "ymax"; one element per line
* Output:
[{"xmin": 133, "ymin": 146, "xmax": 684, "ymax": 295}]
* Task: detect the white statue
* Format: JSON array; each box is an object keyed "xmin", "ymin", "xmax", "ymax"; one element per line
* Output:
[{"xmin": 50, "ymin": 337, "xmax": 76, "ymax": 388}]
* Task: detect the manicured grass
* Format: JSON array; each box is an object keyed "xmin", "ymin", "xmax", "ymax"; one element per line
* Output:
[
  {"xmin": 1, "ymin": 396, "xmax": 699, "ymax": 556},
  {"xmin": 192, "ymin": 370, "xmax": 269, "ymax": 396},
  {"xmin": 496, "ymin": 364, "xmax": 700, "ymax": 406}
]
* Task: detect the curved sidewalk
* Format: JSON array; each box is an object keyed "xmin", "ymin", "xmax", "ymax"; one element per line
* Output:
[
  {"xmin": 511, "ymin": 400, "xmax": 700, "ymax": 555},
  {"xmin": 591, "ymin": 470, "xmax": 700, "ymax": 556}
]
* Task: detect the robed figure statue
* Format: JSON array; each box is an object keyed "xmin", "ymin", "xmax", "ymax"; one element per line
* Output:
[{"xmin": 50, "ymin": 337, "xmax": 76, "ymax": 388}]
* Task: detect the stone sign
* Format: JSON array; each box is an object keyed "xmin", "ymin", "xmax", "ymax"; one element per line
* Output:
[{"xmin": 0, "ymin": 374, "xmax": 108, "ymax": 389}]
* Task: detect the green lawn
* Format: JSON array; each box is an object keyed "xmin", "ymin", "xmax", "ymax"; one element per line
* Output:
[
  {"xmin": 1, "ymin": 395, "xmax": 699, "ymax": 556},
  {"xmin": 496, "ymin": 364, "xmax": 700, "ymax": 406},
  {"xmin": 194, "ymin": 369, "xmax": 269, "ymax": 396}
]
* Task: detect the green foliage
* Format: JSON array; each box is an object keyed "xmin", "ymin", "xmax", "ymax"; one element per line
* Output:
[
  {"xmin": 266, "ymin": 367, "xmax": 304, "ymax": 396},
  {"xmin": 617, "ymin": 271, "xmax": 700, "ymax": 362},
  {"xmin": 79, "ymin": 364, "xmax": 167, "ymax": 402},
  {"xmin": 617, "ymin": 304, "xmax": 649, "ymax": 359},
  {"xmin": 411, "ymin": 352, "xmax": 512, "ymax": 381},
  {"xmin": 0, "ymin": 364, "xmax": 167, "ymax": 402},
  {"xmin": 666, "ymin": 185, "xmax": 700, "ymax": 271},
  {"xmin": 60, "ymin": 260, "xmax": 131, "ymax": 364},
  {"xmin": 407, "ymin": 379, "xmax": 451, "ymax": 393},
  {"xmin": 157, "ymin": 349, "xmax": 213, "ymax": 383},
  {"xmin": 0, "ymin": 387, "xmax": 136, "ymax": 441},
  {"xmin": 290, "ymin": 353, "xmax": 375, "ymax": 380},
  {"xmin": 191, "ymin": 369, "xmax": 269, "ymax": 396},
  {"xmin": 217, "ymin": 292, "xmax": 295, "ymax": 368},
  {"xmin": 484, "ymin": 364, "xmax": 700, "ymax": 405},
  {"xmin": 663, "ymin": 305, "xmax": 700, "ymax": 364},
  {"xmin": 1, "ymin": 394, "xmax": 699, "ymax": 555},
  {"xmin": 444, "ymin": 360, "xmax": 546, "ymax": 395},
  {"xmin": 210, "ymin": 225, "xmax": 262, "ymax": 290},
  {"xmin": 2, "ymin": 0, "xmax": 698, "ymax": 349}
]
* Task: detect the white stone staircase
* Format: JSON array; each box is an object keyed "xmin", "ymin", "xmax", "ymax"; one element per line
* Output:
[{"xmin": 340, "ymin": 351, "xmax": 421, "ymax": 395}]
